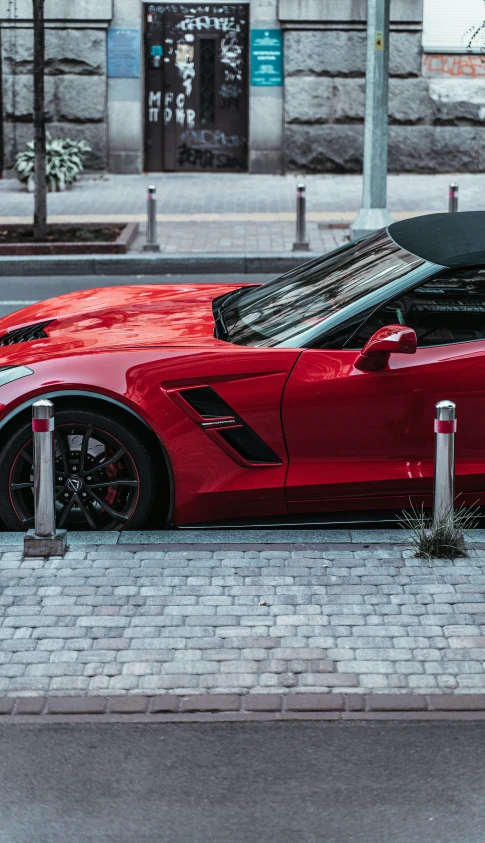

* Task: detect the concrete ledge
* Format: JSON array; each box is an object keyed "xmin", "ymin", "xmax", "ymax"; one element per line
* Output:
[
  {"xmin": 278, "ymin": 0, "xmax": 423, "ymax": 23},
  {"xmin": 0, "ymin": 253, "xmax": 318, "ymax": 277},
  {"xmin": 2, "ymin": 527, "xmax": 485, "ymax": 551},
  {"xmin": 0, "ymin": 528, "xmax": 400, "ymax": 547},
  {"xmin": 1, "ymin": 693, "xmax": 485, "ymax": 722},
  {"xmin": 2, "ymin": 527, "xmax": 485, "ymax": 548},
  {"xmin": 0, "ymin": 0, "xmax": 113, "ymax": 22}
]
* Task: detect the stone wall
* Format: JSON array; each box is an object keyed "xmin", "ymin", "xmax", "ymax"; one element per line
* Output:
[
  {"xmin": 1, "ymin": 15, "xmax": 110, "ymax": 170},
  {"xmin": 3, "ymin": 0, "xmax": 485, "ymax": 176},
  {"xmin": 282, "ymin": 2, "xmax": 485, "ymax": 173}
]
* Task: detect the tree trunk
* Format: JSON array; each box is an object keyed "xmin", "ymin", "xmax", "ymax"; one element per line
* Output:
[{"xmin": 33, "ymin": 0, "xmax": 47, "ymax": 240}]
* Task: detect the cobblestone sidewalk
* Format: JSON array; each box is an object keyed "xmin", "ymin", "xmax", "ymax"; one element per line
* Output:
[
  {"xmin": 3, "ymin": 172, "xmax": 484, "ymax": 217},
  {"xmin": 2, "ymin": 542, "xmax": 485, "ymax": 698},
  {"xmin": 1, "ymin": 171, "xmax": 483, "ymax": 255},
  {"xmin": 127, "ymin": 219, "xmax": 346, "ymax": 255}
]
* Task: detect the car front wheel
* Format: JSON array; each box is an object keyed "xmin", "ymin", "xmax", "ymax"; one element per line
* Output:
[{"xmin": 0, "ymin": 408, "xmax": 158, "ymax": 531}]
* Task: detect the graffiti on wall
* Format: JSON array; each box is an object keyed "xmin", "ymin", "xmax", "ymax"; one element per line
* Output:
[
  {"xmin": 148, "ymin": 91, "xmax": 162, "ymax": 122},
  {"xmin": 175, "ymin": 40, "xmax": 196, "ymax": 96},
  {"xmin": 164, "ymin": 92, "xmax": 196, "ymax": 129},
  {"xmin": 177, "ymin": 144, "xmax": 245, "ymax": 169},
  {"xmin": 176, "ymin": 15, "xmax": 240, "ymax": 33},
  {"xmin": 157, "ymin": 4, "xmax": 248, "ymax": 171},
  {"xmin": 423, "ymin": 54, "xmax": 485, "ymax": 77},
  {"xmin": 180, "ymin": 129, "xmax": 245, "ymax": 148},
  {"xmin": 148, "ymin": 4, "xmax": 247, "ymax": 14},
  {"xmin": 220, "ymin": 30, "xmax": 243, "ymax": 81}
]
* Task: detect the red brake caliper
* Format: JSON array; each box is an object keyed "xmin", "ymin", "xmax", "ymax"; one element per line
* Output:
[{"xmin": 104, "ymin": 453, "xmax": 119, "ymax": 506}]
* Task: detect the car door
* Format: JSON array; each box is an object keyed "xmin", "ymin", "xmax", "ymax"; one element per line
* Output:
[{"xmin": 282, "ymin": 267, "xmax": 485, "ymax": 512}]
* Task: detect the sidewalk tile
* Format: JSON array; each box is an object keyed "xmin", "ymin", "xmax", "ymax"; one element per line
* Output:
[
  {"xmin": 243, "ymin": 694, "xmax": 282, "ymax": 712},
  {"xmin": 428, "ymin": 694, "xmax": 485, "ymax": 710},
  {"xmin": 46, "ymin": 696, "xmax": 108, "ymax": 714},
  {"xmin": 366, "ymin": 694, "xmax": 427, "ymax": 711},
  {"xmin": 14, "ymin": 697, "xmax": 46, "ymax": 715},
  {"xmin": 350, "ymin": 530, "xmax": 409, "ymax": 544},
  {"xmin": 148, "ymin": 696, "xmax": 180, "ymax": 713},
  {"xmin": 179, "ymin": 694, "xmax": 241, "ymax": 712},
  {"xmin": 109, "ymin": 696, "xmax": 149, "ymax": 714},
  {"xmin": 284, "ymin": 694, "xmax": 344, "ymax": 711}
]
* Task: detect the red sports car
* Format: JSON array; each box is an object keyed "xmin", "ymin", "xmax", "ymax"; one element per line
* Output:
[{"xmin": 0, "ymin": 211, "xmax": 484, "ymax": 531}]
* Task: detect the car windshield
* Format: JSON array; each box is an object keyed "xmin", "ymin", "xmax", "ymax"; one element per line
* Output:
[{"xmin": 221, "ymin": 229, "xmax": 425, "ymax": 347}]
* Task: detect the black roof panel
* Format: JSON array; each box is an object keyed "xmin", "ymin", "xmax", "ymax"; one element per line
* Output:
[{"xmin": 388, "ymin": 211, "xmax": 485, "ymax": 268}]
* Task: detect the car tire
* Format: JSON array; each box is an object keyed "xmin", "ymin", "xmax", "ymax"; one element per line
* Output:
[{"xmin": 0, "ymin": 408, "xmax": 158, "ymax": 532}]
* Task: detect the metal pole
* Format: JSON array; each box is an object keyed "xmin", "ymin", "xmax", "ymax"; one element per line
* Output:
[
  {"xmin": 449, "ymin": 183, "xmax": 458, "ymax": 213},
  {"xmin": 143, "ymin": 185, "xmax": 160, "ymax": 252},
  {"xmin": 24, "ymin": 399, "xmax": 66, "ymax": 557},
  {"xmin": 293, "ymin": 183, "xmax": 310, "ymax": 252},
  {"xmin": 433, "ymin": 400, "xmax": 456, "ymax": 528},
  {"xmin": 33, "ymin": 399, "xmax": 56, "ymax": 538},
  {"xmin": 350, "ymin": 0, "xmax": 393, "ymax": 240}
]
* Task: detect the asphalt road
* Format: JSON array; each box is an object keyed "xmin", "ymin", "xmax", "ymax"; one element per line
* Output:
[
  {"xmin": 0, "ymin": 274, "xmax": 273, "ymax": 319},
  {"xmin": 1, "ymin": 721, "xmax": 484, "ymax": 843}
]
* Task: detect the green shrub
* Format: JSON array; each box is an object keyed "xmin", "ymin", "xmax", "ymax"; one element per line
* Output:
[{"xmin": 15, "ymin": 135, "xmax": 92, "ymax": 191}]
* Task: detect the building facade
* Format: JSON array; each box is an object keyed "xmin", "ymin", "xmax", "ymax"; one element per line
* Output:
[{"xmin": 1, "ymin": 0, "xmax": 485, "ymax": 175}]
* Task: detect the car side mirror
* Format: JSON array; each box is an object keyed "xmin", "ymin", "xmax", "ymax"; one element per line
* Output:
[{"xmin": 355, "ymin": 324, "xmax": 417, "ymax": 372}]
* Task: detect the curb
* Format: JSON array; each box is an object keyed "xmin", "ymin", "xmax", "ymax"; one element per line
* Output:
[
  {"xmin": 2, "ymin": 694, "xmax": 485, "ymax": 722},
  {"xmin": 0, "ymin": 253, "xmax": 320, "ymax": 277}
]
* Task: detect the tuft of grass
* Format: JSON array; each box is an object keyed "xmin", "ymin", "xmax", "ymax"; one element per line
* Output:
[{"xmin": 399, "ymin": 502, "xmax": 480, "ymax": 560}]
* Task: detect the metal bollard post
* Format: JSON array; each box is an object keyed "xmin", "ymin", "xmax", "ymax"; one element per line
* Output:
[
  {"xmin": 24, "ymin": 399, "xmax": 67, "ymax": 558},
  {"xmin": 448, "ymin": 183, "xmax": 458, "ymax": 213},
  {"xmin": 293, "ymin": 183, "xmax": 310, "ymax": 252},
  {"xmin": 433, "ymin": 400, "xmax": 456, "ymax": 528},
  {"xmin": 143, "ymin": 185, "xmax": 160, "ymax": 252}
]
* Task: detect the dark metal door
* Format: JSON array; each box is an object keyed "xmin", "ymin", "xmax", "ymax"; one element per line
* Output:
[
  {"xmin": 0, "ymin": 30, "xmax": 4, "ymax": 178},
  {"xmin": 162, "ymin": 5, "xmax": 248, "ymax": 172},
  {"xmin": 145, "ymin": 11, "xmax": 164, "ymax": 172}
]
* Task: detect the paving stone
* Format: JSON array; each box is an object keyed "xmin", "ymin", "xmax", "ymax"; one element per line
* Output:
[
  {"xmin": 46, "ymin": 696, "xmax": 108, "ymax": 714},
  {"xmin": 366, "ymin": 694, "xmax": 427, "ymax": 711},
  {"xmin": 0, "ymin": 697, "xmax": 15, "ymax": 714},
  {"xmin": 345, "ymin": 694, "xmax": 365, "ymax": 711},
  {"xmin": 1, "ymin": 542, "xmax": 485, "ymax": 697},
  {"xmin": 148, "ymin": 695, "xmax": 180, "ymax": 713},
  {"xmin": 242, "ymin": 694, "xmax": 282, "ymax": 711},
  {"xmin": 109, "ymin": 696, "xmax": 149, "ymax": 714},
  {"xmin": 428, "ymin": 694, "xmax": 485, "ymax": 710},
  {"xmin": 14, "ymin": 697, "xmax": 47, "ymax": 715},
  {"xmin": 179, "ymin": 694, "xmax": 241, "ymax": 712},
  {"xmin": 284, "ymin": 693, "xmax": 344, "ymax": 711}
]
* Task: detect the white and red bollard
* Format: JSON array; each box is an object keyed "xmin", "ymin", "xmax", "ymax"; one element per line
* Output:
[
  {"xmin": 433, "ymin": 400, "xmax": 456, "ymax": 528},
  {"xmin": 293, "ymin": 183, "xmax": 310, "ymax": 252},
  {"xmin": 143, "ymin": 184, "xmax": 160, "ymax": 252},
  {"xmin": 448, "ymin": 183, "xmax": 458, "ymax": 213},
  {"xmin": 24, "ymin": 399, "xmax": 67, "ymax": 557}
]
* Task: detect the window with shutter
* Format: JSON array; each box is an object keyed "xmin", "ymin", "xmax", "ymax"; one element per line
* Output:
[{"xmin": 423, "ymin": 0, "xmax": 485, "ymax": 52}]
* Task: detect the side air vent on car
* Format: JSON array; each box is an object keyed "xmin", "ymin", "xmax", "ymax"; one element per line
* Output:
[
  {"xmin": 178, "ymin": 386, "xmax": 233, "ymax": 418},
  {"xmin": 218, "ymin": 426, "xmax": 282, "ymax": 464},
  {"xmin": 176, "ymin": 385, "xmax": 281, "ymax": 465},
  {"xmin": 0, "ymin": 321, "xmax": 52, "ymax": 346}
]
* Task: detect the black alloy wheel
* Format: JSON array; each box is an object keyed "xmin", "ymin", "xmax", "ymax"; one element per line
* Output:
[{"xmin": 0, "ymin": 409, "xmax": 158, "ymax": 531}]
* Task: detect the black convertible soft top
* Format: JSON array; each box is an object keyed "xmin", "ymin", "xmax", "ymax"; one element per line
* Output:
[{"xmin": 388, "ymin": 211, "xmax": 485, "ymax": 268}]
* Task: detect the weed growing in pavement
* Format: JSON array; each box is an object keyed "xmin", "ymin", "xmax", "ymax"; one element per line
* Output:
[{"xmin": 399, "ymin": 502, "xmax": 480, "ymax": 560}]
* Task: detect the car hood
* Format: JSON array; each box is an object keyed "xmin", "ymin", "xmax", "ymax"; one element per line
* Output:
[{"xmin": 0, "ymin": 284, "xmax": 246, "ymax": 361}]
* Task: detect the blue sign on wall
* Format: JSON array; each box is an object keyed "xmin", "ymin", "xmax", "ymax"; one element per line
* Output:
[
  {"xmin": 107, "ymin": 29, "xmax": 140, "ymax": 78},
  {"xmin": 250, "ymin": 29, "xmax": 283, "ymax": 87}
]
